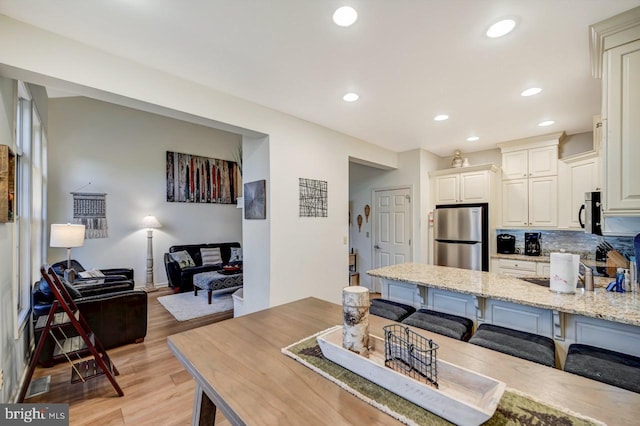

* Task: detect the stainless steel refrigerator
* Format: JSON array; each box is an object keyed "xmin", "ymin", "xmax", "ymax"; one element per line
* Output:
[{"xmin": 434, "ymin": 203, "xmax": 488, "ymax": 271}]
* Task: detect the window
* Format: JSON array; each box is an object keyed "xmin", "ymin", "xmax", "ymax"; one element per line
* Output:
[{"xmin": 14, "ymin": 81, "xmax": 47, "ymax": 337}]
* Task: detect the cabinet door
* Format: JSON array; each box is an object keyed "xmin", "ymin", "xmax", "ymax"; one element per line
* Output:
[
  {"xmin": 528, "ymin": 145, "xmax": 558, "ymax": 177},
  {"xmin": 434, "ymin": 174, "xmax": 460, "ymax": 204},
  {"xmin": 502, "ymin": 179, "xmax": 528, "ymax": 227},
  {"xmin": 460, "ymin": 171, "xmax": 489, "ymax": 202},
  {"xmin": 537, "ymin": 262, "xmax": 551, "ymax": 277},
  {"xmin": 529, "ymin": 176, "xmax": 558, "ymax": 227},
  {"xmin": 604, "ymin": 39, "xmax": 640, "ymax": 213},
  {"xmin": 502, "ymin": 150, "xmax": 528, "ymax": 180},
  {"xmin": 559, "ymin": 157, "xmax": 600, "ymax": 229}
]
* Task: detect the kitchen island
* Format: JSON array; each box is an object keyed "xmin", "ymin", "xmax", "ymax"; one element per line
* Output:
[{"xmin": 368, "ymin": 263, "xmax": 640, "ymax": 365}]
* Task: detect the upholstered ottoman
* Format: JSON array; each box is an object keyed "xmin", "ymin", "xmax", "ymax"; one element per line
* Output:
[
  {"xmin": 369, "ymin": 299, "xmax": 416, "ymax": 322},
  {"xmin": 469, "ymin": 323, "xmax": 556, "ymax": 367},
  {"xmin": 402, "ymin": 309, "xmax": 474, "ymax": 341},
  {"xmin": 193, "ymin": 270, "xmax": 243, "ymax": 304},
  {"xmin": 564, "ymin": 344, "xmax": 640, "ymax": 393}
]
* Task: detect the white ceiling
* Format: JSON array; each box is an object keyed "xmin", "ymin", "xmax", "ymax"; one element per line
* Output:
[{"xmin": 1, "ymin": 0, "xmax": 639, "ymax": 157}]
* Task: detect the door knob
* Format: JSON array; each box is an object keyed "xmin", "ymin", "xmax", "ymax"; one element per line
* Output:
[{"xmin": 374, "ymin": 244, "xmax": 381, "ymax": 250}]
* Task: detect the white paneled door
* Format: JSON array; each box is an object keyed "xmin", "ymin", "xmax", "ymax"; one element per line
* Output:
[{"xmin": 372, "ymin": 188, "xmax": 412, "ymax": 292}]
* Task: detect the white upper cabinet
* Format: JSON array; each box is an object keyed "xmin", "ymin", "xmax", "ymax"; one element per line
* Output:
[
  {"xmin": 602, "ymin": 39, "xmax": 640, "ymax": 214},
  {"xmin": 558, "ymin": 154, "xmax": 601, "ymax": 229},
  {"xmin": 430, "ymin": 164, "xmax": 498, "ymax": 205},
  {"xmin": 502, "ymin": 144, "xmax": 558, "ymax": 180},
  {"xmin": 590, "ymin": 7, "xmax": 640, "ymax": 215},
  {"xmin": 498, "ymin": 133, "xmax": 562, "ymax": 228},
  {"xmin": 502, "ymin": 176, "xmax": 558, "ymax": 227}
]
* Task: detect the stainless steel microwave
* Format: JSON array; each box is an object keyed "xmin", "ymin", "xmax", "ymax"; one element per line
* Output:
[{"xmin": 579, "ymin": 191, "xmax": 602, "ymax": 235}]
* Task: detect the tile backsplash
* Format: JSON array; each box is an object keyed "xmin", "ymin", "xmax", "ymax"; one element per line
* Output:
[{"xmin": 495, "ymin": 229, "xmax": 636, "ymax": 260}]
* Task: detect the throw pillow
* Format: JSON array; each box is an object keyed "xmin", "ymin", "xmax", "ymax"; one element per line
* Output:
[
  {"xmin": 170, "ymin": 250, "xmax": 196, "ymax": 269},
  {"xmin": 63, "ymin": 282, "xmax": 83, "ymax": 299},
  {"xmin": 229, "ymin": 247, "xmax": 243, "ymax": 263},
  {"xmin": 201, "ymin": 247, "xmax": 223, "ymax": 266}
]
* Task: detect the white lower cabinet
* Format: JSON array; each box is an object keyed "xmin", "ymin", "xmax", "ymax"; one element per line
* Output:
[
  {"xmin": 536, "ymin": 262, "xmax": 551, "ymax": 277},
  {"xmin": 491, "ymin": 257, "xmax": 550, "ymax": 277}
]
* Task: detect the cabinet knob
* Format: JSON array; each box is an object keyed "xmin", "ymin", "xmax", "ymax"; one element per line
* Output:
[
  {"xmin": 523, "ymin": 174, "xmax": 527, "ymax": 177},
  {"xmin": 524, "ymin": 222, "xmax": 527, "ymax": 225}
]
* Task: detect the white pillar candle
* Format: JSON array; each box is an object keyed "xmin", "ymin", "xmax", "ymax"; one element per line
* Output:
[{"xmin": 342, "ymin": 286, "xmax": 370, "ymax": 357}]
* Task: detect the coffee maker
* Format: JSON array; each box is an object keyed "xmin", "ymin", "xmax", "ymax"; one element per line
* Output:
[{"xmin": 524, "ymin": 232, "xmax": 542, "ymax": 256}]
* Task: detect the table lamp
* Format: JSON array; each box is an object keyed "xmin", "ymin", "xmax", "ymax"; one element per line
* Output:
[
  {"xmin": 142, "ymin": 215, "xmax": 162, "ymax": 292},
  {"xmin": 50, "ymin": 223, "xmax": 86, "ymax": 281}
]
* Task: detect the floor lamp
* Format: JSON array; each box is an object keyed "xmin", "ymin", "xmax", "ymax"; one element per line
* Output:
[
  {"xmin": 142, "ymin": 215, "xmax": 162, "ymax": 292},
  {"xmin": 50, "ymin": 223, "xmax": 86, "ymax": 282}
]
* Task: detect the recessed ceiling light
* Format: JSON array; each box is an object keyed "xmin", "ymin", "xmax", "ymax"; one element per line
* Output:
[
  {"xmin": 343, "ymin": 92, "xmax": 359, "ymax": 102},
  {"xmin": 434, "ymin": 114, "xmax": 449, "ymax": 121},
  {"xmin": 521, "ymin": 87, "xmax": 542, "ymax": 97},
  {"xmin": 486, "ymin": 19, "xmax": 516, "ymax": 38},
  {"xmin": 538, "ymin": 120, "xmax": 555, "ymax": 127},
  {"xmin": 467, "ymin": 136, "xmax": 480, "ymax": 142},
  {"xmin": 333, "ymin": 6, "xmax": 358, "ymax": 27}
]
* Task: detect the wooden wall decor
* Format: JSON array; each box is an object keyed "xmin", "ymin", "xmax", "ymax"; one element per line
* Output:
[
  {"xmin": 364, "ymin": 204, "xmax": 371, "ymax": 222},
  {"xmin": 0, "ymin": 145, "xmax": 15, "ymax": 223},
  {"xmin": 357, "ymin": 214, "xmax": 363, "ymax": 232}
]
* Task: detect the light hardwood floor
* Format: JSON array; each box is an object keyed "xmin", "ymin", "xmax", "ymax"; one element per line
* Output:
[
  {"xmin": 25, "ymin": 288, "xmax": 381, "ymax": 425},
  {"xmin": 26, "ymin": 287, "xmax": 233, "ymax": 425}
]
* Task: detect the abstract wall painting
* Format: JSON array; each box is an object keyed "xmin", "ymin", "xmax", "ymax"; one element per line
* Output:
[
  {"xmin": 244, "ymin": 179, "xmax": 266, "ymax": 220},
  {"xmin": 166, "ymin": 151, "xmax": 240, "ymax": 204},
  {"xmin": 299, "ymin": 178, "xmax": 328, "ymax": 217}
]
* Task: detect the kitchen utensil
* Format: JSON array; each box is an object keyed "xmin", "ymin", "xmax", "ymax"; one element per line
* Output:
[{"xmin": 606, "ymin": 249, "xmax": 628, "ymax": 277}]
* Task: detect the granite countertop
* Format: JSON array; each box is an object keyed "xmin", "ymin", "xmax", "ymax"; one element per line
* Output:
[{"xmin": 367, "ymin": 263, "xmax": 640, "ymax": 327}]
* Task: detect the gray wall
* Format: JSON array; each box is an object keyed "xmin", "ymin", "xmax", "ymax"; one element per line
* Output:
[{"xmin": 48, "ymin": 97, "xmax": 243, "ymax": 286}]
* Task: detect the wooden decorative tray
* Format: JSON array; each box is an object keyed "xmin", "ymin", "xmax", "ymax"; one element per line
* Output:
[{"xmin": 316, "ymin": 326, "xmax": 506, "ymax": 426}]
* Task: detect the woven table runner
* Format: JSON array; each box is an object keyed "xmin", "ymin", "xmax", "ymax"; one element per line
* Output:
[{"xmin": 282, "ymin": 328, "xmax": 606, "ymax": 426}]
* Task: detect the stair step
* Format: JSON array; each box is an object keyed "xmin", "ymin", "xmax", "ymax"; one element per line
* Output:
[{"xmin": 53, "ymin": 333, "xmax": 94, "ymax": 358}]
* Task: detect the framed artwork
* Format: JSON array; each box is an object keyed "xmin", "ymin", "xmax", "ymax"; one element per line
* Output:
[
  {"xmin": 299, "ymin": 178, "xmax": 327, "ymax": 217},
  {"xmin": 244, "ymin": 179, "xmax": 266, "ymax": 219},
  {"xmin": 166, "ymin": 151, "xmax": 240, "ymax": 204}
]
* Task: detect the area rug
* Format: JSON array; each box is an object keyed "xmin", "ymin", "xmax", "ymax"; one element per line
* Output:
[
  {"xmin": 158, "ymin": 291, "xmax": 233, "ymax": 321},
  {"xmin": 282, "ymin": 328, "xmax": 606, "ymax": 426}
]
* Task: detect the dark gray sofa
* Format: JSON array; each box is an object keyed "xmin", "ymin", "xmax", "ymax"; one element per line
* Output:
[{"xmin": 164, "ymin": 242, "xmax": 241, "ymax": 292}]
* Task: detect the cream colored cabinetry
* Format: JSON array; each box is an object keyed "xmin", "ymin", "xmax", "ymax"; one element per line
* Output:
[
  {"xmin": 558, "ymin": 153, "xmax": 600, "ymax": 229},
  {"xmin": 501, "ymin": 145, "xmax": 558, "ymax": 180},
  {"xmin": 491, "ymin": 258, "xmax": 550, "ymax": 277},
  {"xmin": 502, "ymin": 176, "xmax": 558, "ymax": 227},
  {"xmin": 498, "ymin": 135, "xmax": 562, "ymax": 228},
  {"xmin": 430, "ymin": 164, "xmax": 498, "ymax": 205},
  {"xmin": 590, "ymin": 8, "xmax": 640, "ymax": 216},
  {"xmin": 602, "ymin": 39, "xmax": 640, "ymax": 214},
  {"xmin": 494, "ymin": 258, "xmax": 538, "ymax": 277}
]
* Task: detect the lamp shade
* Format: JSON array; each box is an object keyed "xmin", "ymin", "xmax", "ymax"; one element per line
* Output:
[
  {"xmin": 50, "ymin": 223, "xmax": 86, "ymax": 248},
  {"xmin": 142, "ymin": 215, "xmax": 162, "ymax": 229}
]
